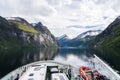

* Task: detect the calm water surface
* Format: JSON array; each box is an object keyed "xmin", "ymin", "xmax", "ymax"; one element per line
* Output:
[{"xmin": 0, "ymin": 48, "xmax": 119, "ymax": 78}]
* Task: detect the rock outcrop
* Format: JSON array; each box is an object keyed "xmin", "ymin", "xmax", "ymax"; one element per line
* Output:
[{"xmin": 0, "ymin": 16, "xmax": 58, "ymax": 50}]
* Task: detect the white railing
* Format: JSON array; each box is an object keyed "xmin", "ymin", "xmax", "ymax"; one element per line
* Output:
[{"xmin": 93, "ymin": 54, "xmax": 120, "ymax": 80}]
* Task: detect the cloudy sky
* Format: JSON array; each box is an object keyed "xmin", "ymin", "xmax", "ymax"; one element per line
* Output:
[{"xmin": 0, "ymin": 0, "xmax": 120, "ymax": 38}]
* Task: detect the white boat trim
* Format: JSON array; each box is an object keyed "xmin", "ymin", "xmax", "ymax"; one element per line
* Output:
[{"xmin": 93, "ymin": 54, "xmax": 120, "ymax": 80}]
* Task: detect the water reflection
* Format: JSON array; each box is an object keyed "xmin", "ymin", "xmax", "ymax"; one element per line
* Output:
[
  {"xmin": 1, "ymin": 47, "xmax": 119, "ymax": 78},
  {"xmin": 0, "ymin": 48, "xmax": 93, "ymax": 78},
  {"xmin": 92, "ymin": 48, "xmax": 120, "ymax": 73},
  {"xmin": 0, "ymin": 48, "xmax": 58, "ymax": 78},
  {"xmin": 54, "ymin": 48, "xmax": 93, "ymax": 67}
]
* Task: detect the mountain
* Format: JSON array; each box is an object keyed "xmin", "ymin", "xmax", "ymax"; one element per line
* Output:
[
  {"xmin": 0, "ymin": 16, "xmax": 58, "ymax": 51},
  {"xmin": 92, "ymin": 16, "xmax": 120, "ymax": 48},
  {"xmin": 74, "ymin": 30, "xmax": 102, "ymax": 40},
  {"xmin": 57, "ymin": 30, "xmax": 101, "ymax": 48},
  {"xmin": 57, "ymin": 34, "xmax": 69, "ymax": 40},
  {"xmin": 57, "ymin": 34, "xmax": 70, "ymax": 47},
  {"xmin": 91, "ymin": 17, "xmax": 120, "ymax": 71}
]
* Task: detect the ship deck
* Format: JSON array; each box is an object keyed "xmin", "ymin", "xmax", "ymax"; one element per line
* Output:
[{"xmin": 1, "ymin": 55, "xmax": 120, "ymax": 80}]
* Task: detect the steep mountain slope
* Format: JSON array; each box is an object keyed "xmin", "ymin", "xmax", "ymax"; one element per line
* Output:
[
  {"xmin": 92, "ymin": 16, "xmax": 120, "ymax": 48},
  {"xmin": 0, "ymin": 16, "xmax": 58, "ymax": 51},
  {"xmin": 91, "ymin": 17, "xmax": 120, "ymax": 71},
  {"xmin": 57, "ymin": 30, "xmax": 101, "ymax": 48}
]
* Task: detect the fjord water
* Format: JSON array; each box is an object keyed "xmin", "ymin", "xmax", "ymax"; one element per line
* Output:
[
  {"xmin": 0, "ymin": 48, "xmax": 92, "ymax": 78},
  {"xmin": 0, "ymin": 48, "xmax": 119, "ymax": 78},
  {"xmin": 0, "ymin": 48, "xmax": 58, "ymax": 78}
]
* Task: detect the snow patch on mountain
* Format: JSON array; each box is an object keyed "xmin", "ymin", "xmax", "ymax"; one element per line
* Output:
[
  {"xmin": 57, "ymin": 34, "xmax": 70, "ymax": 40},
  {"xmin": 76, "ymin": 30, "xmax": 102, "ymax": 39}
]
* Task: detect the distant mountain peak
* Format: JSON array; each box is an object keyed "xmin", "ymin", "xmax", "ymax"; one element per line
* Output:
[
  {"xmin": 75, "ymin": 30, "xmax": 102, "ymax": 39},
  {"xmin": 58, "ymin": 34, "xmax": 70, "ymax": 40},
  {"xmin": 61, "ymin": 34, "xmax": 68, "ymax": 38},
  {"xmin": 31, "ymin": 22, "xmax": 47, "ymax": 32},
  {"xmin": 31, "ymin": 22, "xmax": 42, "ymax": 26}
]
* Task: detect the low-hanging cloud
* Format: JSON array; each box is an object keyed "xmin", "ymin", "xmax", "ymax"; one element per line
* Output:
[{"xmin": 67, "ymin": 25, "xmax": 97, "ymax": 29}]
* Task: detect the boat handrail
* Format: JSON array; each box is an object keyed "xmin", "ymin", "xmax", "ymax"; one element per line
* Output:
[{"xmin": 93, "ymin": 54, "xmax": 120, "ymax": 79}]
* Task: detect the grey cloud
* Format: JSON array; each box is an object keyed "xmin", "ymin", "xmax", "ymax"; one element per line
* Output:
[
  {"xmin": 46, "ymin": 0, "xmax": 60, "ymax": 6},
  {"xmin": 0, "ymin": 0, "xmax": 55, "ymax": 17},
  {"xmin": 65, "ymin": 0, "xmax": 81, "ymax": 9},
  {"xmin": 85, "ymin": 26, "xmax": 97, "ymax": 28},
  {"xmin": 95, "ymin": 0, "xmax": 120, "ymax": 10},
  {"xmin": 38, "ymin": 6, "xmax": 55, "ymax": 16},
  {"xmin": 66, "ymin": 25, "xmax": 103, "ymax": 29},
  {"xmin": 20, "ymin": 6, "xmax": 54, "ymax": 16},
  {"xmin": 67, "ymin": 18, "xmax": 79, "ymax": 22},
  {"xmin": 112, "ymin": 1, "xmax": 120, "ymax": 12},
  {"xmin": 66, "ymin": 25, "xmax": 85, "ymax": 28},
  {"xmin": 0, "ymin": 0, "xmax": 17, "ymax": 16},
  {"xmin": 103, "ymin": 16, "xmax": 108, "ymax": 20},
  {"xmin": 18, "ymin": 1, "xmax": 55, "ymax": 16},
  {"xmin": 18, "ymin": 6, "xmax": 54, "ymax": 17},
  {"xmin": 94, "ymin": 0, "xmax": 108, "ymax": 5}
]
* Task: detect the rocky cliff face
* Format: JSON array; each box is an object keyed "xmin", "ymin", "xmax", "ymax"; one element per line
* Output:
[
  {"xmin": 0, "ymin": 16, "xmax": 58, "ymax": 50},
  {"xmin": 31, "ymin": 22, "xmax": 58, "ymax": 47}
]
